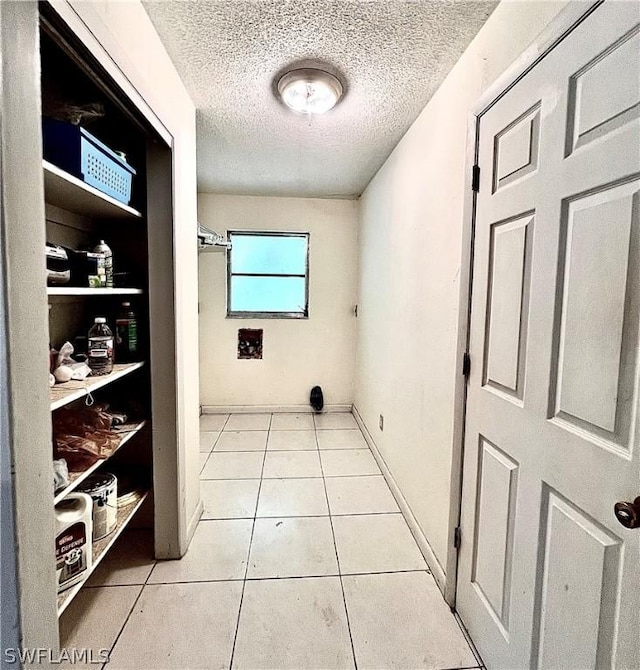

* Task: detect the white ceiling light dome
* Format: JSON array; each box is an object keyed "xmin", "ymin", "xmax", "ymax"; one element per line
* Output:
[{"xmin": 277, "ymin": 67, "xmax": 344, "ymax": 115}]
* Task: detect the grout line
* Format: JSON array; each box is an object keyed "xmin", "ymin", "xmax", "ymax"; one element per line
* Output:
[
  {"xmin": 453, "ymin": 610, "xmax": 485, "ymax": 667},
  {"xmin": 136, "ymin": 577, "xmax": 246, "ymax": 586},
  {"xmin": 199, "ymin": 448, "xmax": 214, "ymax": 475},
  {"xmin": 99, "ymin": 586, "xmax": 143, "ymax": 670},
  {"xmin": 211, "ymin": 449, "xmax": 268, "ymax": 454},
  {"xmin": 265, "ymin": 428, "xmax": 316, "ymax": 432},
  {"xmin": 305, "ymin": 472, "xmax": 381, "ymax": 479},
  {"xmin": 329, "ymin": 567, "xmax": 431, "ymax": 578},
  {"xmin": 320, "ymin": 447, "xmax": 367, "ymax": 453},
  {"xmin": 220, "ymin": 429, "xmax": 270, "ymax": 433},
  {"xmin": 194, "ymin": 511, "xmax": 403, "ymax": 521},
  {"xmin": 200, "ymin": 476, "xmax": 264, "ymax": 483},
  {"xmin": 99, "ymin": 567, "xmax": 433, "ymax": 589},
  {"xmin": 200, "ymin": 474, "xmax": 385, "ymax": 481},
  {"xmin": 323, "ymin": 473, "xmax": 382, "ymax": 478},
  {"xmin": 197, "ymin": 517, "xmax": 257, "ymax": 524},
  {"xmin": 228, "ymin": 412, "xmax": 272, "ymax": 669},
  {"xmin": 266, "ymin": 448, "xmax": 318, "ymax": 452},
  {"xmin": 101, "ymin": 539, "xmax": 158, "ymax": 669},
  {"xmin": 315, "ymin": 425, "xmax": 359, "ymax": 670},
  {"xmin": 315, "ymin": 427, "xmax": 360, "ymax": 431},
  {"xmin": 248, "ymin": 568, "xmax": 431, "ymax": 581},
  {"xmin": 211, "ymin": 429, "xmax": 224, "ymax": 450},
  {"xmin": 200, "ymin": 476, "xmax": 264, "ymax": 481},
  {"xmin": 83, "ymin": 582, "xmax": 148, "ymax": 590}
]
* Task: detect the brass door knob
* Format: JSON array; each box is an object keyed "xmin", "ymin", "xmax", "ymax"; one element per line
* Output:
[{"xmin": 614, "ymin": 497, "xmax": 640, "ymax": 529}]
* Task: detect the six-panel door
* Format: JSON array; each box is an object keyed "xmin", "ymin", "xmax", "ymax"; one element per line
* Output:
[{"xmin": 458, "ymin": 3, "xmax": 640, "ymax": 667}]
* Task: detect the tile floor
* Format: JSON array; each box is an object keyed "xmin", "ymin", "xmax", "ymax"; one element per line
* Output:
[{"xmin": 60, "ymin": 412, "xmax": 481, "ymax": 670}]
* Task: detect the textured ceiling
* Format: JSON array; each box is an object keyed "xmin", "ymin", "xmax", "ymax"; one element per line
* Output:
[{"xmin": 142, "ymin": 0, "xmax": 497, "ymax": 198}]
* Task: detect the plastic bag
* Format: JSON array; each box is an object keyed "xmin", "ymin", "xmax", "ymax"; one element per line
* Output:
[
  {"xmin": 53, "ymin": 405, "xmax": 121, "ymax": 471},
  {"xmin": 56, "ymin": 341, "xmax": 75, "ymax": 368},
  {"xmin": 54, "ymin": 341, "xmax": 91, "ymax": 381},
  {"xmin": 55, "ymin": 434, "xmax": 104, "ymax": 470},
  {"xmin": 53, "ymin": 458, "xmax": 69, "ymax": 492}
]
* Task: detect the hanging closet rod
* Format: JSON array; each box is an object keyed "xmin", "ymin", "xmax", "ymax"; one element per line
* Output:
[{"xmin": 198, "ymin": 222, "xmax": 231, "ymax": 251}]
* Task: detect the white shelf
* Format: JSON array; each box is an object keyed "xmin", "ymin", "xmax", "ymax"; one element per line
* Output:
[
  {"xmin": 50, "ymin": 362, "xmax": 146, "ymax": 411},
  {"xmin": 43, "ymin": 160, "xmax": 142, "ymax": 220},
  {"xmin": 47, "ymin": 287, "xmax": 144, "ymax": 297},
  {"xmin": 57, "ymin": 490, "xmax": 150, "ymax": 616},
  {"xmin": 54, "ymin": 420, "xmax": 147, "ymax": 504}
]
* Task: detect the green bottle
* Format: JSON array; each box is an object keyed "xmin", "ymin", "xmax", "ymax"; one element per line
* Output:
[{"xmin": 115, "ymin": 302, "xmax": 138, "ymax": 362}]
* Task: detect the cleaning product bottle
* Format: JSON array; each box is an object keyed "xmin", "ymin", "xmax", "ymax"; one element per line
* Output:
[
  {"xmin": 88, "ymin": 317, "xmax": 114, "ymax": 375},
  {"xmin": 93, "ymin": 240, "xmax": 113, "ymax": 288},
  {"xmin": 115, "ymin": 302, "xmax": 138, "ymax": 362},
  {"xmin": 55, "ymin": 493, "xmax": 93, "ymax": 592}
]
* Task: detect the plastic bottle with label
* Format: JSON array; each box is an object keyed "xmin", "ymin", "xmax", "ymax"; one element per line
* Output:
[
  {"xmin": 115, "ymin": 302, "xmax": 138, "ymax": 362},
  {"xmin": 55, "ymin": 493, "xmax": 93, "ymax": 592},
  {"xmin": 93, "ymin": 240, "xmax": 113, "ymax": 288},
  {"xmin": 88, "ymin": 317, "xmax": 114, "ymax": 375}
]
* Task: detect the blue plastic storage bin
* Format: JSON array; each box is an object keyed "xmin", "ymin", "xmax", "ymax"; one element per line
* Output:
[{"xmin": 42, "ymin": 118, "xmax": 136, "ymax": 205}]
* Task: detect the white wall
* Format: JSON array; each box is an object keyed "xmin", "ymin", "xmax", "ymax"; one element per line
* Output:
[
  {"xmin": 355, "ymin": 0, "xmax": 569, "ymax": 579},
  {"xmin": 199, "ymin": 194, "xmax": 358, "ymax": 410}
]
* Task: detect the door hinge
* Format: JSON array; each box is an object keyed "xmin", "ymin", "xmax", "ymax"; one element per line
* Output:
[
  {"xmin": 471, "ymin": 165, "xmax": 480, "ymax": 192},
  {"xmin": 462, "ymin": 352, "xmax": 471, "ymax": 378},
  {"xmin": 354, "ymin": 304, "xmax": 358, "ymax": 318},
  {"xmin": 454, "ymin": 526, "xmax": 462, "ymax": 549}
]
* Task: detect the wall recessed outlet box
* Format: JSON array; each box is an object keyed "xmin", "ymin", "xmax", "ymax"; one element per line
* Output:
[{"xmin": 379, "ymin": 414, "xmax": 384, "ymax": 431}]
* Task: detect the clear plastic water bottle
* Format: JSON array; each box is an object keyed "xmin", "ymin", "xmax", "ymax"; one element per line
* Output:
[
  {"xmin": 88, "ymin": 317, "xmax": 114, "ymax": 375},
  {"xmin": 93, "ymin": 240, "xmax": 113, "ymax": 288}
]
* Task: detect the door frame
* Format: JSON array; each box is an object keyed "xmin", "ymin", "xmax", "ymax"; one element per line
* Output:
[{"xmin": 446, "ymin": 0, "xmax": 605, "ymax": 608}]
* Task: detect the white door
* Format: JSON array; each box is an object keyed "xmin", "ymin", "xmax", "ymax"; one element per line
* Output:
[{"xmin": 457, "ymin": 2, "xmax": 640, "ymax": 668}]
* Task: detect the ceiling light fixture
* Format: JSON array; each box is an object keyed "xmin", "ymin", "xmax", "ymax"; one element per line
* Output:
[{"xmin": 277, "ymin": 68, "xmax": 344, "ymax": 115}]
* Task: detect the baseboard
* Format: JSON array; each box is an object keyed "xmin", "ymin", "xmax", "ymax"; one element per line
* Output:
[
  {"xmin": 201, "ymin": 404, "xmax": 352, "ymax": 414},
  {"xmin": 184, "ymin": 499, "xmax": 203, "ymax": 553},
  {"xmin": 352, "ymin": 405, "xmax": 447, "ymax": 594}
]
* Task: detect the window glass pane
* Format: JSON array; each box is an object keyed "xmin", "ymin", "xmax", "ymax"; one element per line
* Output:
[
  {"xmin": 230, "ymin": 234, "xmax": 307, "ymax": 275},
  {"xmin": 230, "ymin": 276, "xmax": 306, "ymax": 314}
]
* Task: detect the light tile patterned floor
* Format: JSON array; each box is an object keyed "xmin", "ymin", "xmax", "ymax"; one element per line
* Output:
[{"xmin": 60, "ymin": 412, "xmax": 481, "ymax": 670}]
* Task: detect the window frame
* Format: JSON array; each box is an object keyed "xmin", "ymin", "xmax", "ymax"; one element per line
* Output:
[{"xmin": 226, "ymin": 230, "xmax": 310, "ymax": 319}]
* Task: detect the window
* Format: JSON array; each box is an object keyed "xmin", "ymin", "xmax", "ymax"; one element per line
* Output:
[{"xmin": 227, "ymin": 231, "xmax": 309, "ymax": 318}]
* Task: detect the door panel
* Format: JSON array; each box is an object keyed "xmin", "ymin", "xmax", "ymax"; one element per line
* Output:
[
  {"xmin": 458, "ymin": 3, "xmax": 640, "ymax": 668},
  {"xmin": 551, "ymin": 180, "xmax": 638, "ymax": 446},
  {"xmin": 567, "ymin": 26, "xmax": 640, "ymax": 155},
  {"xmin": 532, "ymin": 487, "xmax": 622, "ymax": 670},
  {"xmin": 493, "ymin": 104, "xmax": 541, "ymax": 192},
  {"xmin": 471, "ymin": 437, "xmax": 519, "ymax": 633},
  {"xmin": 483, "ymin": 213, "xmax": 533, "ymax": 400}
]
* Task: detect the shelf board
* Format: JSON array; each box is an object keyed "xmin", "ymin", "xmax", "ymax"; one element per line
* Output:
[
  {"xmin": 57, "ymin": 489, "xmax": 150, "ymax": 616},
  {"xmin": 54, "ymin": 420, "xmax": 147, "ymax": 504},
  {"xmin": 47, "ymin": 287, "xmax": 144, "ymax": 297},
  {"xmin": 50, "ymin": 362, "xmax": 145, "ymax": 411},
  {"xmin": 43, "ymin": 160, "xmax": 142, "ymax": 220}
]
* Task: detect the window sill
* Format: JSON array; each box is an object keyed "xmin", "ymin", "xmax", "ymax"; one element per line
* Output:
[{"xmin": 226, "ymin": 312, "xmax": 309, "ymax": 320}]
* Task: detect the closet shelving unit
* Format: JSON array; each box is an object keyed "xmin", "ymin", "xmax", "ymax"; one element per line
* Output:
[
  {"xmin": 0, "ymin": 0, "xmax": 186, "ymax": 651},
  {"xmin": 49, "ymin": 361, "xmax": 146, "ymax": 411},
  {"xmin": 44, "ymin": 159, "xmax": 143, "ymax": 219},
  {"xmin": 53, "ymin": 418, "xmax": 147, "ymax": 503},
  {"xmin": 41, "ymin": 12, "xmax": 160, "ymax": 623},
  {"xmin": 48, "ymin": 288, "xmax": 144, "ymax": 297}
]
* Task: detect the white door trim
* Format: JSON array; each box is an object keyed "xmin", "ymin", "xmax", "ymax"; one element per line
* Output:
[
  {"xmin": 446, "ymin": 0, "xmax": 605, "ymax": 608},
  {"xmin": 46, "ymin": 1, "xmax": 172, "ymax": 146}
]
